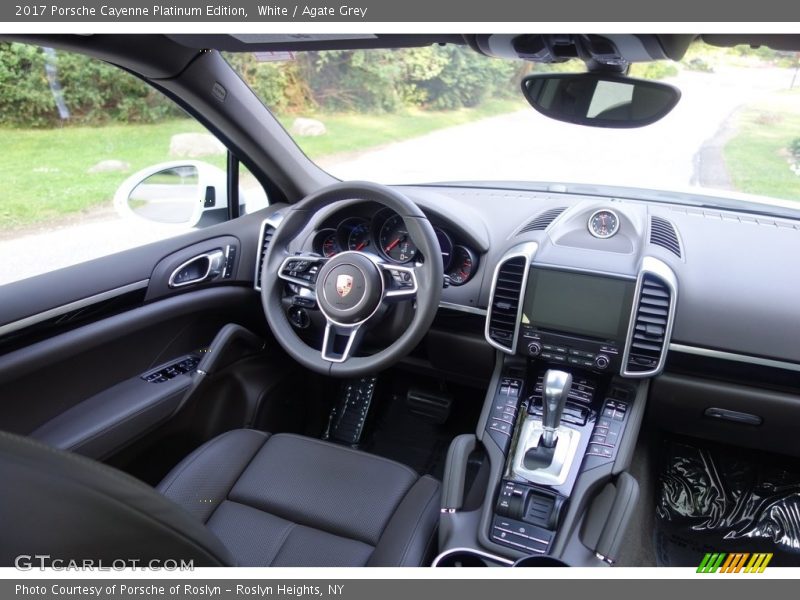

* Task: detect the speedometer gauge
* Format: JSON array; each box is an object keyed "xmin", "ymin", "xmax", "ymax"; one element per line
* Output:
[
  {"xmin": 338, "ymin": 218, "xmax": 371, "ymax": 252},
  {"xmin": 446, "ymin": 245, "xmax": 477, "ymax": 286},
  {"xmin": 379, "ymin": 214, "xmax": 418, "ymax": 263},
  {"xmin": 588, "ymin": 209, "xmax": 620, "ymax": 239}
]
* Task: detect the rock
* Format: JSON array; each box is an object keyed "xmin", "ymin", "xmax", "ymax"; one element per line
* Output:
[
  {"xmin": 169, "ymin": 133, "xmax": 226, "ymax": 158},
  {"xmin": 290, "ymin": 117, "xmax": 326, "ymax": 137},
  {"xmin": 87, "ymin": 160, "xmax": 130, "ymax": 174}
]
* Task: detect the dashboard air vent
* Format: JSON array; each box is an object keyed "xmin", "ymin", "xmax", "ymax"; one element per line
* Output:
[
  {"xmin": 487, "ymin": 256, "xmax": 527, "ymax": 351},
  {"xmin": 254, "ymin": 220, "xmax": 276, "ymax": 291},
  {"xmin": 625, "ymin": 274, "xmax": 672, "ymax": 374},
  {"xmin": 649, "ymin": 216, "xmax": 681, "ymax": 257},
  {"xmin": 518, "ymin": 207, "xmax": 566, "ymax": 234}
]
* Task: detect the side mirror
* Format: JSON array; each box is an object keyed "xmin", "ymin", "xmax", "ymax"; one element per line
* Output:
[
  {"xmin": 521, "ymin": 73, "xmax": 680, "ymax": 128},
  {"xmin": 113, "ymin": 161, "xmax": 231, "ymax": 228}
]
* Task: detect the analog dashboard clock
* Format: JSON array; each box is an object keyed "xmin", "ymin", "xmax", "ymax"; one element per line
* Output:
[{"xmin": 588, "ymin": 209, "xmax": 620, "ymax": 239}]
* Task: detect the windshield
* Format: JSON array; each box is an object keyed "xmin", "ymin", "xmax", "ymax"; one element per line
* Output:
[{"xmin": 228, "ymin": 42, "xmax": 800, "ymax": 209}]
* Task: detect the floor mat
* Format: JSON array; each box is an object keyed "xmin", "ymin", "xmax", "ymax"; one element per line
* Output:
[
  {"xmin": 362, "ymin": 376, "xmax": 483, "ymax": 479},
  {"xmin": 655, "ymin": 436, "xmax": 800, "ymax": 567}
]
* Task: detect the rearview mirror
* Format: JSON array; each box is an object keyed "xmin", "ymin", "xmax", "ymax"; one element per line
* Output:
[{"xmin": 521, "ymin": 73, "xmax": 680, "ymax": 128}]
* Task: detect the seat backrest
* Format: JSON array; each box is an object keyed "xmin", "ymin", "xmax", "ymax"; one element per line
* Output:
[{"xmin": 0, "ymin": 431, "xmax": 233, "ymax": 567}]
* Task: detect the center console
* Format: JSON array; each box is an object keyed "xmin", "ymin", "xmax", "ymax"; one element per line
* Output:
[
  {"xmin": 486, "ymin": 369, "xmax": 635, "ymax": 558},
  {"xmin": 437, "ymin": 241, "xmax": 677, "ymax": 567}
]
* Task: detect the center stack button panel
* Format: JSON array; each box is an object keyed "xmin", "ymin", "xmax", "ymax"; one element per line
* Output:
[{"xmin": 485, "ymin": 377, "xmax": 523, "ymax": 453}]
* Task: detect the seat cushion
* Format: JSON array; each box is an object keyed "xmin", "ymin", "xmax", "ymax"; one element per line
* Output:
[
  {"xmin": 0, "ymin": 430, "xmax": 234, "ymax": 567},
  {"xmin": 157, "ymin": 430, "xmax": 441, "ymax": 567}
]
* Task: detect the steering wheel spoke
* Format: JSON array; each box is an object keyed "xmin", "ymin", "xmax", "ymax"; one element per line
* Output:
[
  {"xmin": 278, "ymin": 254, "xmax": 328, "ymax": 289},
  {"xmin": 321, "ymin": 321, "xmax": 365, "ymax": 363},
  {"xmin": 380, "ymin": 263, "xmax": 419, "ymax": 300}
]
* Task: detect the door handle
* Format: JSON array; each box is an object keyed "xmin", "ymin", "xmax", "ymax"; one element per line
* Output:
[{"xmin": 169, "ymin": 249, "xmax": 226, "ymax": 288}]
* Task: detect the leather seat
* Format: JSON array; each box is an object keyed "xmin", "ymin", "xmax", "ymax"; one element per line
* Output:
[{"xmin": 0, "ymin": 429, "xmax": 441, "ymax": 567}]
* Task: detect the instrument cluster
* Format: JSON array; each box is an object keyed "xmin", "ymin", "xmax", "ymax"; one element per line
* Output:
[{"xmin": 311, "ymin": 207, "xmax": 478, "ymax": 286}]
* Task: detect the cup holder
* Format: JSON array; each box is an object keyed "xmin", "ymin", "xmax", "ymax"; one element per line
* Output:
[
  {"xmin": 512, "ymin": 555, "xmax": 569, "ymax": 567},
  {"xmin": 433, "ymin": 548, "xmax": 569, "ymax": 567},
  {"xmin": 432, "ymin": 548, "xmax": 513, "ymax": 567}
]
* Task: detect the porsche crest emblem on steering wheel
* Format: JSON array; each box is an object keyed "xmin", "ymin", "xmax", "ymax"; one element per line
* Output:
[{"xmin": 336, "ymin": 274, "xmax": 354, "ymax": 298}]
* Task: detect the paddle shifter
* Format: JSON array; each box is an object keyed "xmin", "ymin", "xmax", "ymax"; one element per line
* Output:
[{"xmin": 540, "ymin": 369, "xmax": 572, "ymax": 447}]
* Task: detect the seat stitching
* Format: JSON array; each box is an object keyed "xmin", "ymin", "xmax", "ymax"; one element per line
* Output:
[
  {"xmin": 222, "ymin": 499, "xmax": 375, "ymax": 563},
  {"xmin": 420, "ymin": 524, "xmax": 438, "ymax": 567},
  {"xmin": 160, "ymin": 430, "xmax": 270, "ymax": 523},
  {"xmin": 270, "ymin": 522, "xmax": 374, "ymax": 567},
  {"xmin": 235, "ymin": 434, "xmax": 417, "ymax": 545},
  {"xmin": 273, "ymin": 433, "xmax": 419, "ymax": 480},
  {"xmin": 207, "ymin": 434, "xmax": 275, "ymax": 527},
  {"xmin": 396, "ymin": 480, "xmax": 440, "ymax": 566},
  {"xmin": 159, "ymin": 429, "xmax": 267, "ymax": 494},
  {"xmin": 268, "ymin": 522, "xmax": 297, "ymax": 567},
  {"xmin": 227, "ymin": 496, "xmax": 381, "ymax": 547}
]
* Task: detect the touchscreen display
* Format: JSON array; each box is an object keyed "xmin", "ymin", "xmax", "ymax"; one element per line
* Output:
[{"xmin": 521, "ymin": 268, "xmax": 635, "ymax": 341}]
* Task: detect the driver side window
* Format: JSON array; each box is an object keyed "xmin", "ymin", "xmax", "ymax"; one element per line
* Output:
[{"xmin": 0, "ymin": 42, "xmax": 267, "ymax": 286}]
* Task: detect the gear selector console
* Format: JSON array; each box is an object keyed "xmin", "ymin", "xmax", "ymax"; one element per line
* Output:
[{"xmin": 484, "ymin": 366, "xmax": 635, "ymax": 558}]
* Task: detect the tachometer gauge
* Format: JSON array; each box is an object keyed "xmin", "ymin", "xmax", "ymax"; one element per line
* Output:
[
  {"xmin": 435, "ymin": 228, "xmax": 454, "ymax": 271},
  {"xmin": 339, "ymin": 218, "xmax": 371, "ymax": 252},
  {"xmin": 322, "ymin": 234, "xmax": 339, "ymax": 257},
  {"xmin": 379, "ymin": 214, "xmax": 418, "ymax": 263},
  {"xmin": 312, "ymin": 229, "xmax": 340, "ymax": 258},
  {"xmin": 446, "ymin": 245, "xmax": 477, "ymax": 286},
  {"xmin": 588, "ymin": 209, "xmax": 620, "ymax": 239}
]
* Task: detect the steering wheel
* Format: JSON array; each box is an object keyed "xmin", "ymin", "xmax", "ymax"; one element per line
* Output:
[{"xmin": 260, "ymin": 181, "xmax": 443, "ymax": 377}]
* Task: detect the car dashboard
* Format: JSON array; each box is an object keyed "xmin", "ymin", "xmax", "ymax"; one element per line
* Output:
[
  {"xmin": 250, "ymin": 181, "xmax": 800, "ymax": 566},
  {"xmin": 256, "ymin": 181, "xmax": 800, "ymax": 382}
]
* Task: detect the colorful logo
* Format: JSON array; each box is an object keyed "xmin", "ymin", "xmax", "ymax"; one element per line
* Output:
[
  {"xmin": 335, "ymin": 274, "xmax": 353, "ymax": 298},
  {"xmin": 697, "ymin": 552, "xmax": 773, "ymax": 573}
]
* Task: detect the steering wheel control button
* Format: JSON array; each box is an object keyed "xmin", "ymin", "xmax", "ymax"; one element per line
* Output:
[
  {"xmin": 288, "ymin": 307, "xmax": 311, "ymax": 329},
  {"xmin": 282, "ymin": 259, "xmax": 320, "ymax": 284},
  {"xmin": 292, "ymin": 296, "xmax": 316, "ymax": 309},
  {"xmin": 387, "ymin": 268, "xmax": 415, "ymax": 289}
]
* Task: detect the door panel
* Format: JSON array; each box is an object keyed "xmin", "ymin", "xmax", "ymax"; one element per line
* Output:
[
  {"xmin": 0, "ymin": 210, "xmax": 268, "ymax": 335},
  {"xmin": 0, "ymin": 286, "xmax": 263, "ymax": 434},
  {"xmin": 0, "ymin": 208, "xmax": 280, "ymax": 456}
]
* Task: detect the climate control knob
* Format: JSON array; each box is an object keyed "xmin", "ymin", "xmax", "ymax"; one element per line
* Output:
[
  {"xmin": 527, "ymin": 342, "xmax": 542, "ymax": 357},
  {"xmin": 594, "ymin": 354, "xmax": 610, "ymax": 370}
]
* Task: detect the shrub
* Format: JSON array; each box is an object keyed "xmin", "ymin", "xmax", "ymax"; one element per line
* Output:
[
  {"xmin": 629, "ymin": 61, "xmax": 679, "ymax": 80},
  {"xmin": 224, "ymin": 45, "xmax": 518, "ymax": 114},
  {"xmin": 790, "ymin": 138, "xmax": 800, "ymax": 161},
  {"xmin": 0, "ymin": 42, "xmax": 180, "ymax": 127}
]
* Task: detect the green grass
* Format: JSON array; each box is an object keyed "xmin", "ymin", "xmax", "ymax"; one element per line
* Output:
[
  {"xmin": 275, "ymin": 98, "xmax": 525, "ymax": 158},
  {"xmin": 0, "ymin": 119, "xmax": 219, "ymax": 231},
  {"xmin": 0, "ymin": 98, "xmax": 525, "ymax": 231},
  {"xmin": 723, "ymin": 89, "xmax": 800, "ymax": 202}
]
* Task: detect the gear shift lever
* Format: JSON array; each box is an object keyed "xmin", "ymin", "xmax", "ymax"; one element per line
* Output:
[
  {"xmin": 540, "ymin": 369, "xmax": 572, "ymax": 448},
  {"xmin": 519, "ymin": 369, "xmax": 580, "ymax": 478}
]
